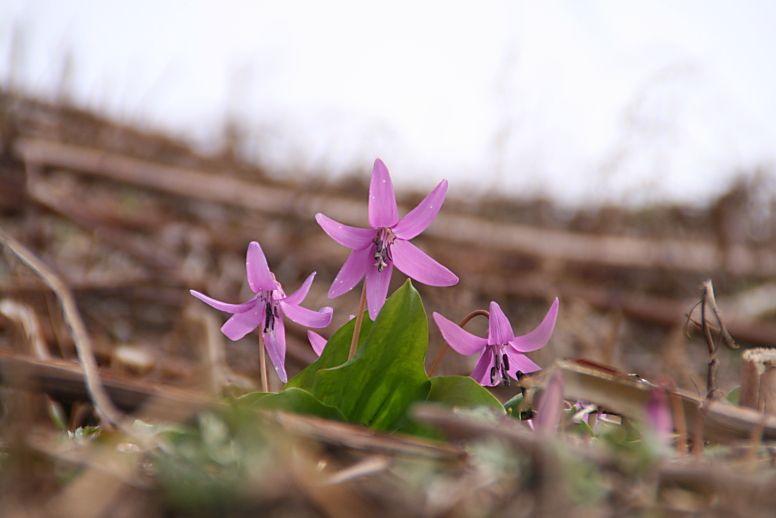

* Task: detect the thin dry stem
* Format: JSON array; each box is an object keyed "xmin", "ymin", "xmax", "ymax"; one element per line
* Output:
[{"xmin": 0, "ymin": 228, "xmax": 130, "ymax": 433}]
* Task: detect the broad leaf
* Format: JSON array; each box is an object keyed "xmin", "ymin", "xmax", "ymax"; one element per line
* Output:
[
  {"xmin": 285, "ymin": 314, "xmax": 373, "ymax": 391},
  {"xmin": 311, "ymin": 281, "xmax": 431, "ymax": 430},
  {"xmin": 427, "ymin": 375, "xmax": 505, "ymax": 413},
  {"xmin": 238, "ymin": 388, "xmax": 346, "ymax": 422}
]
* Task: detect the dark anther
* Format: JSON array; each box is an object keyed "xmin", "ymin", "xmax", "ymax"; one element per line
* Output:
[
  {"xmin": 502, "ymin": 353, "xmax": 510, "ymax": 371},
  {"xmin": 500, "ymin": 362, "xmax": 510, "ymax": 387},
  {"xmin": 490, "ymin": 366, "xmax": 497, "ymax": 385},
  {"xmin": 264, "ymin": 302, "xmax": 275, "ymax": 332}
]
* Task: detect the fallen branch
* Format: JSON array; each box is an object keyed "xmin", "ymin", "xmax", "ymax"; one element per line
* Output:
[
  {"xmin": 15, "ymin": 138, "xmax": 776, "ymax": 276},
  {"xmin": 0, "ymin": 228, "xmax": 131, "ymax": 431}
]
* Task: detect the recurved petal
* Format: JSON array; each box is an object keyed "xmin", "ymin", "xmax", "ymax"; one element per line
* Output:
[
  {"xmin": 365, "ymin": 261, "xmax": 393, "ymax": 320},
  {"xmin": 433, "ymin": 312, "xmax": 488, "ymax": 355},
  {"xmin": 263, "ymin": 317, "xmax": 288, "ymax": 383},
  {"xmin": 246, "ymin": 241, "xmax": 276, "ymax": 292},
  {"xmin": 220, "ymin": 304, "xmax": 264, "ymax": 341},
  {"xmin": 315, "ymin": 213, "xmax": 376, "ymax": 249},
  {"xmin": 329, "ymin": 247, "xmax": 371, "ymax": 298},
  {"xmin": 280, "ymin": 300, "xmax": 333, "ymax": 328},
  {"xmin": 368, "ymin": 158, "xmax": 399, "ymax": 228},
  {"xmin": 509, "ymin": 298, "xmax": 559, "ymax": 352},
  {"xmin": 283, "ymin": 272, "xmax": 316, "ymax": 306},
  {"xmin": 190, "ymin": 290, "xmax": 256, "ymax": 314},
  {"xmin": 391, "ymin": 240, "xmax": 458, "ymax": 287},
  {"xmin": 307, "ymin": 331, "xmax": 327, "ymax": 357},
  {"xmin": 470, "ymin": 349, "xmax": 497, "ymax": 386},
  {"xmin": 505, "ymin": 348, "xmax": 542, "ymax": 378},
  {"xmin": 393, "ymin": 179, "xmax": 448, "ymax": 239},
  {"xmin": 487, "ymin": 301, "xmax": 515, "ymax": 346}
]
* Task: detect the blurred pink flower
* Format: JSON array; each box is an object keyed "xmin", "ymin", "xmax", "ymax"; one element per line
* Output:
[
  {"xmin": 535, "ymin": 370, "xmax": 565, "ymax": 433},
  {"xmin": 646, "ymin": 385, "xmax": 673, "ymax": 449}
]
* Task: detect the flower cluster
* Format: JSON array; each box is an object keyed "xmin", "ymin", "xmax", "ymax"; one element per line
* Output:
[{"xmin": 191, "ymin": 158, "xmax": 559, "ymax": 389}]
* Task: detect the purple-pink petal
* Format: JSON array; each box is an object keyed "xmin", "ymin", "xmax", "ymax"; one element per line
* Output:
[
  {"xmin": 307, "ymin": 331, "xmax": 327, "ymax": 357},
  {"xmin": 365, "ymin": 260, "xmax": 393, "ymax": 320},
  {"xmin": 535, "ymin": 370, "xmax": 565, "ymax": 433},
  {"xmin": 263, "ymin": 317, "xmax": 288, "ymax": 383},
  {"xmin": 315, "ymin": 213, "xmax": 376, "ymax": 250},
  {"xmin": 646, "ymin": 386, "xmax": 672, "ymax": 448},
  {"xmin": 509, "ymin": 298, "xmax": 559, "ymax": 352},
  {"xmin": 190, "ymin": 290, "xmax": 257, "ymax": 314},
  {"xmin": 220, "ymin": 305, "xmax": 264, "ymax": 341},
  {"xmin": 392, "ymin": 180, "xmax": 448, "ymax": 240},
  {"xmin": 504, "ymin": 348, "xmax": 542, "ymax": 377},
  {"xmin": 487, "ymin": 302, "xmax": 515, "ymax": 346},
  {"xmin": 433, "ymin": 312, "xmax": 489, "ymax": 356},
  {"xmin": 283, "ymin": 272, "xmax": 316, "ymax": 306},
  {"xmin": 368, "ymin": 159, "xmax": 399, "ymax": 229},
  {"xmin": 391, "ymin": 240, "xmax": 458, "ymax": 287},
  {"xmin": 280, "ymin": 301, "xmax": 333, "ymax": 328},
  {"xmin": 329, "ymin": 247, "xmax": 371, "ymax": 298},
  {"xmin": 471, "ymin": 349, "xmax": 496, "ymax": 386},
  {"xmin": 245, "ymin": 241, "xmax": 276, "ymax": 293}
]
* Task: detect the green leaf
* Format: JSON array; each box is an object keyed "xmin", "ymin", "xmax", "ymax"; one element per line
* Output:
[
  {"xmin": 284, "ymin": 313, "xmax": 374, "ymax": 392},
  {"xmin": 427, "ymin": 376, "xmax": 505, "ymax": 413},
  {"xmin": 726, "ymin": 386, "xmax": 740, "ymax": 405},
  {"xmin": 311, "ymin": 280, "xmax": 431, "ymax": 431},
  {"xmin": 238, "ymin": 388, "xmax": 346, "ymax": 422}
]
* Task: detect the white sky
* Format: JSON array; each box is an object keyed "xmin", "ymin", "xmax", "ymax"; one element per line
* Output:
[{"xmin": 2, "ymin": 1, "xmax": 775, "ymax": 208}]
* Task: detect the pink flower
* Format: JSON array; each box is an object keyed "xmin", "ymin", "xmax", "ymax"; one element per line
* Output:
[
  {"xmin": 433, "ymin": 299, "xmax": 559, "ymax": 386},
  {"xmin": 316, "ymin": 158, "xmax": 458, "ymax": 319},
  {"xmin": 190, "ymin": 241, "xmax": 333, "ymax": 383}
]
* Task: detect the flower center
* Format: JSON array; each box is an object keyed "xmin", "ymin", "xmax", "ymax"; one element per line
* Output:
[
  {"xmin": 264, "ymin": 300, "xmax": 279, "ymax": 332},
  {"xmin": 489, "ymin": 344, "xmax": 511, "ymax": 387},
  {"xmin": 373, "ymin": 227, "xmax": 395, "ymax": 272}
]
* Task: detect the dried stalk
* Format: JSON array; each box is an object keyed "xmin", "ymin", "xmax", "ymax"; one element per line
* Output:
[
  {"xmin": 0, "ymin": 228, "xmax": 130, "ymax": 432},
  {"xmin": 15, "ymin": 137, "xmax": 776, "ymax": 276}
]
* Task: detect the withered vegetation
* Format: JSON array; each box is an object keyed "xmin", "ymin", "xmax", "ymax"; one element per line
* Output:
[{"xmin": 2, "ymin": 90, "xmax": 776, "ymax": 517}]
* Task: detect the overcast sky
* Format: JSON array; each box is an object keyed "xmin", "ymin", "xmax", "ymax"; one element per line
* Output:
[{"xmin": 2, "ymin": 1, "xmax": 775, "ymax": 208}]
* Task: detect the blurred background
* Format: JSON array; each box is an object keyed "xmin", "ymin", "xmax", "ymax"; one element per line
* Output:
[
  {"xmin": 1, "ymin": 1, "xmax": 775, "ymax": 396},
  {"xmin": 2, "ymin": 0, "xmax": 775, "ymax": 207}
]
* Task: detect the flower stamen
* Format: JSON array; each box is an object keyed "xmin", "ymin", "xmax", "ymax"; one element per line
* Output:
[{"xmin": 373, "ymin": 227, "xmax": 395, "ymax": 272}]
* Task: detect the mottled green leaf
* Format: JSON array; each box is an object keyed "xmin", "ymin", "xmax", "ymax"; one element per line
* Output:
[
  {"xmin": 311, "ymin": 281, "xmax": 431, "ymax": 431},
  {"xmin": 284, "ymin": 313, "xmax": 373, "ymax": 392}
]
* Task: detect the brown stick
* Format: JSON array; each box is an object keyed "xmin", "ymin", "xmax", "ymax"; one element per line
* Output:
[
  {"xmin": 0, "ymin": 228, "xmax": 129, "ymax": 431},
  {"xmin": 16, "ymin": 137, "xmax": 776, "ymax": 276},
  {"xmin": 427, "ymin": 310, "xmax": 490, "ymax": 377}
]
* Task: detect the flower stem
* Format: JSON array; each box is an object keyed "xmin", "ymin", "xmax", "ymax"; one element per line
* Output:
[
  {"xmin": 258, "ymin": 332, "xmax": 269, "ymax": 393},
  {"xmin": 428, "ymin": 309, "xmax": 490, "ymax": 376},
  {"xmin": 349, "ymin": 282, "xmax": 368, "ymax": 360}
]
